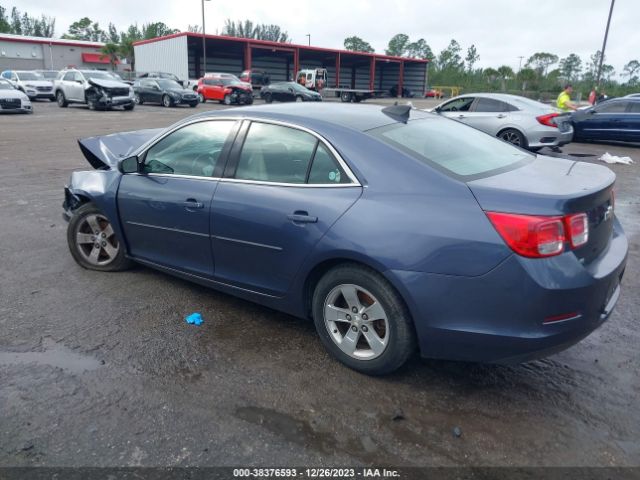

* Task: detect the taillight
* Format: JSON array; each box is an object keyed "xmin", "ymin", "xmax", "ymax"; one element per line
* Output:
[
  {"xmin": 486, "ymin": 212, "xmax": 565, "ymax": 258},
  {"xmin": 486, "ymin": 211, "xmax": 590, "ymax": 258},
  {"xmin": 536, "ymin": 113, "xmax": 559, "ymax": 128},
  {"xmin": 565, "ymin": 213, "xmax": 589, "ymax": 248}
]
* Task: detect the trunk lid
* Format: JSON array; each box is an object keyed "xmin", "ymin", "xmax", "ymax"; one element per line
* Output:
[
  {"xmin": 468, "ymin": 155, "xmax": 616, "ymax": 263},
  {"xmin": 78, "ymin": 128, "xmax": 163, "ymax": 169}
]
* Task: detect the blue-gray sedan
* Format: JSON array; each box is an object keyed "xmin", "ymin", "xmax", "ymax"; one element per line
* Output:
[{"xmin": 62, "ymin": 103, "xmax": 627, "ymax": 374}]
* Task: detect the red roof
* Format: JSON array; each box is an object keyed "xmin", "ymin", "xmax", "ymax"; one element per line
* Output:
[
  {"xmin": 133, "ymin": 32, "xmax": 429, "ymax": 64},
  {"xmin": 82, "ymin": 52, "xmax": 120, "ymax": 64}
]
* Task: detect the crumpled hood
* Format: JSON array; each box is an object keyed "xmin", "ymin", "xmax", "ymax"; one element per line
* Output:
[
  {"xmin": 88, "ymin": 78, "xmax": 130, "ymax": 90},
  {"xmin": 0, "ymin": 89, "xmax": 29, "ymax": 100},
  {"xmin": 78, "ymin": 128, "xmax": 164, "ymax": 169}
]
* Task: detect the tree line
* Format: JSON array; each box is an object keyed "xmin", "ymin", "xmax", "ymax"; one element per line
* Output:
[{"xmin": 344, "ymin": 34, "xmax": 639, "ymax": 98}]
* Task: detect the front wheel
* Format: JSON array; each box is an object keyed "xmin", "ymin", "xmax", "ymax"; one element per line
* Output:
[
  {"xmin": 312, "ymin": 264, "xmax": 416, "ymax": 375},
  {"xmin": 340, "ymin": 91, "xmax": 352, "ymax": 103},
  {"xmin": 56, "ymin": 91, "xmax": 68, "ymax": 108},
  {"xmin": 264, "ymin": 92, "xmax": 273, "ymax": 103},
  {"xmin": 134, "ymin": 93, "xmax": 143, "ymax": 105},
  {"xmin": 296, "ymin": 95, "xmax": 303, "ymax": 102},
  {"xmin": 222, "ymin": 94, "xmax": 232, "ymax": 105},
  {"xmin": 67, "ymin": 203, "xmax": 132, "ymax": 272},
  {"xmin": 123, "ymin": 103, "xmax": 135, "ymax": 111},
  {"xmin": 498, "ymin": 128, "xmax": 526, "ymax": 147},
  {"xmin": 198, "ymin": 93, "xmax": 205, "ymax": 103},
  {"xmin": 162, "ymin": 94, "xmax": 173, "ymax": 108}
]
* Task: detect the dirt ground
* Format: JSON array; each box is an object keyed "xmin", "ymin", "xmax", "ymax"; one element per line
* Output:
[{"xmin": 0, "ymin": 98, "xmax": 638, "ymax": 468}]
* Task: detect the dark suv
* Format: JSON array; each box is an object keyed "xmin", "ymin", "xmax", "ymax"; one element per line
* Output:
[{"xmin": 239, "ymin": 69, "xmax": 270, "ymax": 88}]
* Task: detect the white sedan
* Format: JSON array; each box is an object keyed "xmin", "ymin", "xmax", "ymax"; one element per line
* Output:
[
  {"xmin": 428, "ymin": 93, "xmax": 573, "ymax": 151},
  {"xmin": 0, "ymin": 79, "xmax": 32, "ymax": 113}
]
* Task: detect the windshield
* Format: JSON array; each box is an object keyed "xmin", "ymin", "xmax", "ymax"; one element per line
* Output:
[
  {"xmin": 157, "ymin": 79, "xmax": 182, "ymax": 89},
  {"xmin": 17, "ymin": 72, "xmax": 43, "ymax": 81},
  {"xmin": 38, "ymin": 71, "xmax": 58, "ymax": 79},
  {"xmin": 0, "ymin": 80, "xmax": 13, "ymax": 90},
  {"xmin": 369, "ymin": 117, "xmax": 532, "ymax": 179},
  {"xmin": 291, "ymin": 83, "xmax": 310, "ymax": 92},
  {"xmin": 221, "ymin": 77, "xmax": 242, "ymax": 86},
  {"xmin": 83, "ymin": 71, "xmax": 116, "ymax": 81}
]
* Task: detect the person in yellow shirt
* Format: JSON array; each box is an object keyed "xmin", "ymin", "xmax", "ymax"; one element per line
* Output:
[{"xmin": 557, "ymin": 84, "xmax": 578, "ymax": 111}]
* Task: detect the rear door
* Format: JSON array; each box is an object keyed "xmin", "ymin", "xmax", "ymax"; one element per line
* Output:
[
  {"xmin": 625, "ymin": 101, "xmax": 640, "ymax": 142},
  {"xmin": 117, "ymin": 120, "xmax": 238, "ymax": 277},
  {"xmin": 464, "ymin": 97, "xmax": 515, "ymax": 135},
  {"xmin": 211, "ymin": 121, "xmax": 362, "ymax": 296}
]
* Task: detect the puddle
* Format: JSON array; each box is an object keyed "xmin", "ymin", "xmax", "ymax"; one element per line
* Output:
[{"xmin": 0, "ymin": 338, "xmax": 102, "ymax": 374}]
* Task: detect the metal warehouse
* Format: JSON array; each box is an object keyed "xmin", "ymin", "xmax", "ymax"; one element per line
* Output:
[
  {"xmin": 0, "ymin": 33, "xmax": 119, "ymax": 71},
  {"xmin": 134, "ymin": 32, "xmax": 428, "ymax": 94}
]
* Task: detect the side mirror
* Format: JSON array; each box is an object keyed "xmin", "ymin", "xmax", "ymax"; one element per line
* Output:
[
  {"xmin": 434, "ymin": 107, "xmax": 442, "ymax": 113},
  {"xmin": 118, "ymin": 155, "xmax": 142, "ymax": 174},
  {"xmin": 288, "ymin": 88, "xmax": 294, "ymax": 93},
  {"xmin": 589, "ymin": 109, "xmax": 597, "ymax": 114},
  {"xmin": 76, "ymin": 80, "xmax": 83, "ymax": 84}
]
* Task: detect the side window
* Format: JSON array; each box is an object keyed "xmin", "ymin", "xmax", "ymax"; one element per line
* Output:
[
  {"xmin": 596, "ymin": 101, "xmax": 627, "ymax": 113},
  {"xmin": 63, "ymin": 72, "xmax": 75, "ymax": 81},
  {"xmin": 627, "ymin": 102, "xmax": 640, "ymax": 113},
  {"xmin": 141, "ymin": 79, "xmax": 154, "ymax": 88},
  {"xmin": 439, "ymin": 97, "xmax": 474, "ymax": 112},
  {"xmin": 235, "ymin": 123, "xmax": 317, "ymax": 184},
  {"xmin": 144, "ymin": 121, "xmax": 235, "ymax": 177},
  {"xmin": 74, "ymin": 72, "xmax": 84, "ymax": 82},
  {"xmin": 1, "ymin": 71, "xmax": 11, "ymax": 79},
  {"xmin": 308, "ymin": 143, "xmax": 350, "ymax": 184},
  {"xmin": 474, "ymin": 98, "xmax": 508, "ymax": 112}
]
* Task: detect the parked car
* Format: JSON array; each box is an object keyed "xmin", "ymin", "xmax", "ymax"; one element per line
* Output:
[
  {"xmin": 0, "ymin": 70, "xmax": 54, "ymax": 101},
  {"xmin": 260, "ymin": 82, "xmax": 322, "ymax": 103},
  {"xmin": 62, "ymin": 103, "xmax": 626, "ymax": 375},
  {"xmin": 35, "ymin": 70, "xmax": 60, "ymax": 81},
  {"xmin": 197, "ymin": 75, "xmax": 253, "ymax": 105},
  {"xmin": 425, "ymin": 88, "xmax": 442, "ymax": 98},
  {"xmin": 430, "ymin": 93, "xmax": 573, "ymax": 150},
  {"xmin": 571, "ymin": 97, "xmax": 640, "ymax": 143},
  {"xmin": 240, "ymin": 69, "xmax": 271, "ymax": 88},
  {"xmin": 623, "ymin": 93, "xmax": 640, "ymax": 98},
  {"xmin": 133, "ymin": 78, "xmax": 199, "ymax": 107},
  {"xmin": 55, "ymin": 69, "xmax": 135, "ymax": 111},
  {"xmin": 390, "ymin": 84, "xmax": 415, "ymax": 98},
  {"xmin": 137, "ymin": 71, "xmax": 185, "ymax": 86},
  {"xmin": 0, "ymin": 78, "xmax": 32, "ymax": 113}
]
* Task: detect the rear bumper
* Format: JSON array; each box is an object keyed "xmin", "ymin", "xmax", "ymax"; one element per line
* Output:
[
  {"xmin": 388, "ymin": 218, "xmax": 628, "ymax": 363},
  {"xmin": 527, "ymin": 125, "xmax": 574, "ymax": 148}
]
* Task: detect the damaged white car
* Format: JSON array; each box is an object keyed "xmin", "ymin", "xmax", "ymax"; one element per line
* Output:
[{"xmin": 54, "ymin": 69, "xmax": 135, "ymax": 111}]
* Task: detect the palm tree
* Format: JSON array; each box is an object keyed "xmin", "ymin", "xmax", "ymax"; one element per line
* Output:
[
  {"xmin": 118, "ymin": 38, "xmax": 135, "ymax": 72},
  {"xmin": 100, "ymin": 42, "xmax": 120, "ymax": 71},
  {"xmin": 496, "ymin": 65, "xmax": 514, "ymax": 91}
]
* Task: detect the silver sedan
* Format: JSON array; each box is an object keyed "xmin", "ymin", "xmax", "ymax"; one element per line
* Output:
[{"xmin": 429, "ymin": 93, "xmax": 573, "ymax": 150}]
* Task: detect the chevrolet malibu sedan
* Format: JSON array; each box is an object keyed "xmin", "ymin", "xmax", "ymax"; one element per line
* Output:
[
  {"xmin": 431, "ymin": 93, "xmax": 573, "ymax": 151},
  {"xmin": 62, "ymin": 103, "xmax": 627, "ymax": 374}
]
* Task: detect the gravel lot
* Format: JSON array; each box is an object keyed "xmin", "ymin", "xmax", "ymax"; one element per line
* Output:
[{"xmin": 0, "ymin": 98, "xmax": 638, "ymax": 468}]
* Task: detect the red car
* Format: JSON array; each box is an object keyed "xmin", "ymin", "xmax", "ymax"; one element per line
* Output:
[
  {"xmin": 197, "ymin": 74, "xmax": 253, "ymax": 105},
  {"xmin": 425, "ymin": 88, "xmax": 443, "ymax": 98}
]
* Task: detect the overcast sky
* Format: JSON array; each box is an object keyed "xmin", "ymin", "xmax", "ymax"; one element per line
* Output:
[{"xmin": 10, "ymin": 0, "xmax": 639, "ymax": 73}]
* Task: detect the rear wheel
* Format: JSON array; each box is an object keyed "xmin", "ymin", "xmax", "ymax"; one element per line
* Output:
[
  {"xmin": 67, "ymin": 203, "xmax": 132, "ymax": 272},
  {"xmin": 312, "ymin": 264, "xmax": 416, "ymax": 375},
  {"xmin": 498, "ymin": 128, "xmax": 526, "ymax": 147},
  {"xmin": 340, "ymin": 91, "xmax": 352, "ymax": 103},
  {"xmin": 56, "ymin": 91, "xmax": 68, "ymax": 108}
]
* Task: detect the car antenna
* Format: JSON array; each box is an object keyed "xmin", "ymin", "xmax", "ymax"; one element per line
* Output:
[{"xmin": 382, "ymin": 102, "xmax": 411, "ymax": 123}]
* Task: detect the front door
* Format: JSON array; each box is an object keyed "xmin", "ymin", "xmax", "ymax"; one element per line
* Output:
[
  {"xmin": 437, "ymin": 96, "xmax": 476, "ymax": 125},
  {"xmin": 212, "ymin": 121, "xmax": 362, "ymax": 296},
  {"xmin": 117, "ymin": 119, "xmax": 238, "ymax": 276}
]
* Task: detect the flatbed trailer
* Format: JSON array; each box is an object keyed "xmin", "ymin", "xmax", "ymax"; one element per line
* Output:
[{"xmin": 321, "ymin": 87, "xmax": 388, "ymax": 103}]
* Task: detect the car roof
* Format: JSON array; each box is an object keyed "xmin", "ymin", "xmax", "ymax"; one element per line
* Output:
[{"xmin": 192, "ymin": 103, "xmax": 431, "ymax": 132}]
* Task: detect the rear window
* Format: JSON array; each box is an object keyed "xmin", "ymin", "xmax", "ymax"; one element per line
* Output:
[{"xmin": 369, "ymin": 117, "xmax": 532, "ymax": 179}]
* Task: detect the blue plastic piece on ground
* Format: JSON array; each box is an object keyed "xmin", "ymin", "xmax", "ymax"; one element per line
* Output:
[{"xmin": 185, "ymin": 312, "xmax": 203, "ymax": 326}]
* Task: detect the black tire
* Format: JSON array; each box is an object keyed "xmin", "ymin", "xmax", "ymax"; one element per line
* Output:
[
  {"xmin": 56, "ymin": 90, "xmax": 68, "ymax": 108},
  {"xmin": 340, "ymin": 91, "xmax": 352, "ymax": 103},
  {"xmin": 87, "ymin": 98, "xmax": 97, "ymax": 111},
  {"xmin": 296, "ymin": 95, "xmax": 303, "ymax": 102},
  {"xmin": 498, "ymin": 128, "xmax": 527, "ymax": 148},
  {"xmin": 49, "ymin": 97, "xmax": 56, "ymax": 102},
  {"xmin": 198, "ymin": 93, "xmax": 205, "ymax": 103},
  {"xmin": 189, "ymin": 102, "xmax": 198, "ymax": 108},
  {"xmin": 67, "ymin": 203, "xmax": 132, "ymax": 272},
  {"xmin": 123, "ymin": 103, "xmax": 135, "ymax": 111},
  {"xmin": 264, "ymin": 92, "xmax": 273, "ymax": 104},
  {"xmin": 245, "ymin": 96, "xmax": 254, "ymax": 105},
  {"xmin": 222, "ymin": 94, "xmax": 232, "ymax": 105},
  {"xmin": 312, "ymin": 263, "xmax": 416, "ymax": 375},
  {"xmin": 134, "ymin": 93, "xmax": 143, "ymax": 105},
  {"xmin": 162, "ymin": 94, "xmax": 173, "ymax": 108}
]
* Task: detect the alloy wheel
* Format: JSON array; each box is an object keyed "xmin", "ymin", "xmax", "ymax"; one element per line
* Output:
[
  {"xmin": 501, "ymin": 130, "xmax": 522, "ymax": 146},
  {"xmin": 323, "ymin": 284, "xmax": 389, "ymax": 360},
  {"xmin": 74, "ymin": 213, "xmax": 120, "ymax": 266}
]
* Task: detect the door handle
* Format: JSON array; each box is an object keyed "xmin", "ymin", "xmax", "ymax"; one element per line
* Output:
[
  {"xmin": 457, "ymin": 114, "xmax": 465, "ymax": 119},
  {"xmin": 183, "ymin": 199, "xmax": 204, "ymax": 210},
  {"xmin": 288, "ymin": 211, "xmax": 318, "ymax": 224},
  {"xmin": 497, "ymin": 114, "xmax": 506, "ymax": 119}
]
